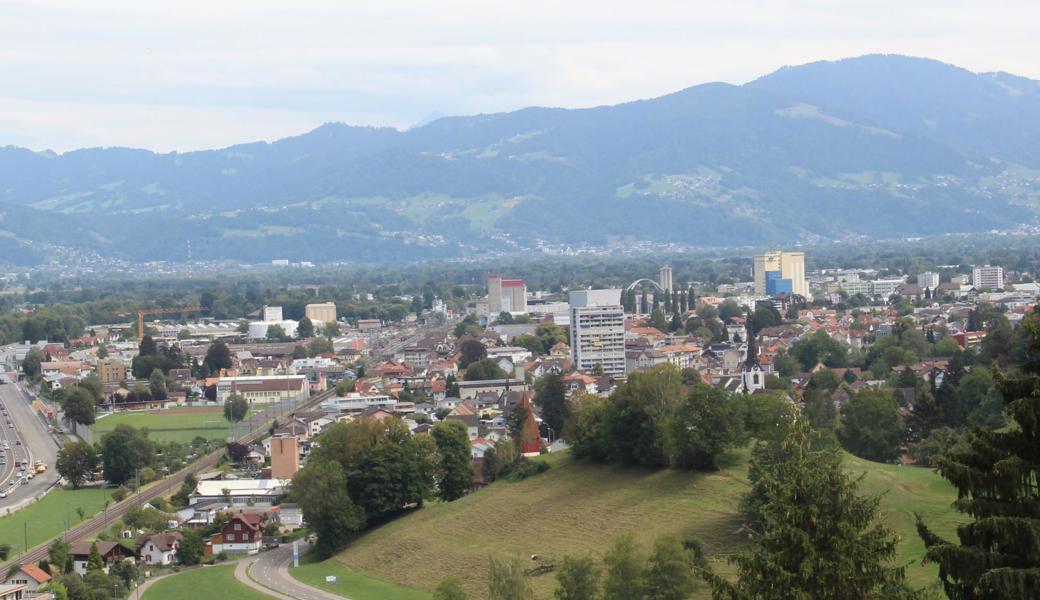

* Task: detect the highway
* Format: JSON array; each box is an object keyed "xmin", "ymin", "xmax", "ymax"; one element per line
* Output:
[
  {"xmin": 0, "ymin": 386, "xmax": 337, "ymax": 572},
  {"xmin": 0, "ymin": 383, "xmax": 61, "ymax": 509}
]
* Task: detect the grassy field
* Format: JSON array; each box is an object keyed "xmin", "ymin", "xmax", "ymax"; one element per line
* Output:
[
  {"xmin": 0, "ymin": 487, "xmax": 113, "ymax": 555},
  {"xmin": 142, "ymin": 565, "xmax": 268, "ymax": 600},
  {"xmin": 92, "ymin": 408, "xmax": 234, "ymax": 443},
  {"xmin": 292, "ymin": 559, "xmax": 431, "ymax": 600},
  {"xmin": 300, "ymin": 450, "xmax": 960, "ymax": 599}
]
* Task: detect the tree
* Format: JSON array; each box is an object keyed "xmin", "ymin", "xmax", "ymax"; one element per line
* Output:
[
  {"xmin": 138, "ymin": 335, "xmax": 158, "ymax": 357},
  {"xmin": 203, "ymin": 341, "xmax": 233, "ymax": 373},
  {"xmin": 602, "ymin": 534, "xmax": 646, "ymax": 600},
  {"xmin": 513, "ymin": 333, "xmax": 544, "ymax": 356},
  {"xmin": 604, "ymin": 365, "xmax": 684, "ymax": 467},
  {"xmin": 707, "ymin": 420, "xmax": 906, "ymax": 599},
  {"xmin": 649, "ymin": 308, "xmax": 669, "ymax": 332},
  {"xmin": 463, "ymin": 358, "xmax": 508, "ymax": 381},
  {"xmin": 62, "ymin": 386, "xmax": 96, "ymax": 426},
  {"xmin": 555, "ymin": 554, "xmax": 600, "ymax": 600},
  {"xmin": 323, "ymin": 320, "xmax": 341, "ymax": 337},
  {"xmin": 665, "ymin": 384, "xmax": 746, "ymax": 470},
  {"xmin": 0, "ymin": 544, "xmax": 8, "ymax": 561},
  {"xmin": 445, "ymin": 374, "xmax": 460, "ymax": 398},
  {"xmin": 838, "ymin": 390, "xmax": 904, "ymax": 462},
  {"xmin": 566, "ymin": 393, "xmax": 610, "ymax": 461},
  {"xmin": 225, "ymin": 441, "xmax": 249, "ymax": 463},
  {"xmin": 297, "ymin": 316, "xmax": 315, "ymax": 339},
  {"xmin": 22, "ymin": 347, "xmax": 43, "ymax": 378},
  {"xmin": 347, "ymin": 442, "xmax": 425, "ymax": 521},
  {"xmin": 292, "ymin": 459, "xmax": 366, "ymax": 558},
  {"xmin": 223, "ymin": 394, "xmax": 248, "ymax": 423},
  {"xmin": 434, "ymin": 576, "xmax": 468, "ymax": 600},
  {"xmin": 645, "ymin": 534, "xmax": 697, "ymax": 600},
  {"xmin": 100, "ymin": 424, "xmax": 151, "ymax": 485},
  {"xmin": 86, "ymin": 542, "xmax": 104, "ymax": 573},
  {"xmin": 56, "ymin": 440, "xmax": 98, "ymax": 488},
  {"xmin": 432, "ymin": 420, "xmax": 473, "ymax": 501},
  {"xmin": 177, "ymin": 529, "xmax": 204, "ymax": 565},
  {"xmin": 266, "ymin": 324, "xmax": 289, "ymax": 341},
  {"xmin": 535, "ymin": 373, "xmax": 568, "ymax": 438},
  {"xmin": 48, "ymin": 539, "xmax": 70, "ymax": 574},
  {"xmin": 96, "ymin": 344, "xmax": 108, "ymax": 359},
  {"xmin": 458, "ymin": 339, "xmax": 487, "ymax": 369},
  {"xmin": 488, "ymin": 555, "xmax": 531, "ymax": 600},
  {"xmin": 718, "ymin": 299, "xmax": 742, "ymax": 322},
  {"xmin": 148, "ymin": 368, "xmax": 167, "ymax": 401},
  {"xmin": 916, "ymin": 308, "xmax": 1040, "ymax": 597}
]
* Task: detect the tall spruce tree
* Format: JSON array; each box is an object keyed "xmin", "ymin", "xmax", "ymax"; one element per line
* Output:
[
  {"xmin": 916, "ymin": 307, "xmax": 1040, "ymax": 598},
  {"xmin": 706, "ymin": 419, "xmax": 906, "ymax": 599}
]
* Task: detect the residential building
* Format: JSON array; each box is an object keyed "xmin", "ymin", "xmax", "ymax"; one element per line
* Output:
[
  {"xmin": 871, "ymin": 278, "xmax": 906, "ymax": 298},
  {"xmin": 487, "ymin": 275, "xmax": 528, "ymax": 314},
  {"xmin": 319, "ymin": 391, "xmax": 397, "ymax": 414},
  {"xmin": 209, "ymin": 513, "xmax": 264, "ymax": 554},
  {"xmin": 138, "ymin": 533, "xmax": 182, "ymax": 566},
  {"xmin": 3, "ymin": 564, "xmax": 50, "ymax": 596},
  {"xmin": 304, "ymin": 302, "xmax": 337, "ymax": 325},
  {"xmin": 0, "ymin": 584, "xmax": 26, "ymax": 600},
  {"xmin": 569, "ymin": 289, "xmax": 626, "ymax": 378},
  {"xmin": 69, "ymin": 541, "xmax": 133, "ymax": 576},
  {"xmin": 216, "ymin": 375, "xmax": 308, "ymax": 405},
  {"xmin": 972, "ymin": 265, "xmax": 1004, "ymax": 290},
  {"xmin": 96, "ymin": 359, "xmax": 127, "ymax": 384},
  {"xmin": 753, "ymin": 251, "xmax": 808, "ymax": 297},
  {"xmin": 270, "ymin": 436, "xmax": 300, "ymax": 478},
  {"xmin": 917, "ymin": 272, "xmax": 940, "ymax": 289}
]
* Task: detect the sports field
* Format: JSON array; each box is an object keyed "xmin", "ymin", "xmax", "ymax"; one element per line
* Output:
[{"xmin": 92, "ymin": 407, "xmax": 234, "ymax": 443}]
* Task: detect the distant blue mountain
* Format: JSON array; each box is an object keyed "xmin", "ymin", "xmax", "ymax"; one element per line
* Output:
[{"xmin": 1, "ymin": 54, "xmax": 1038, "ymax": 263}]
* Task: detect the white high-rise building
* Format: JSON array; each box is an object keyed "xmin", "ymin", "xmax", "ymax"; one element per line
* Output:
[
  {"xmin": 917, "ymin": 272, "xmax": 940, "ymax": 289},
  {"xmin": 972, "ymin": 266, "xmax": 1004, "ymax": 290},
  {"xmin": 753, "ymin": 250, "xmax": 808, "ymax": 297},
  {"xmin": 569, "ymin": 289, "xmax": 626, "ymax": 378}
]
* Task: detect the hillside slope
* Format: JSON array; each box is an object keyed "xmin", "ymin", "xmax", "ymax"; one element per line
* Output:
[{"xmin": 315, "ymin": 450, "xmax": 960, "ymax": 599}]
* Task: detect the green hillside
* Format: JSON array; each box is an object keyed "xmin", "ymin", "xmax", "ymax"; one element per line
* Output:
[{"xmin": 296, "ymin": 450, "xmax": 960, "ymax": 599}]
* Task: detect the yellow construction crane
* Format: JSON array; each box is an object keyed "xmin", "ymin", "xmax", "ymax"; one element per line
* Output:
[{"xmin": 120, "ymin": 306, "xmax": 206, "ymax": 338}]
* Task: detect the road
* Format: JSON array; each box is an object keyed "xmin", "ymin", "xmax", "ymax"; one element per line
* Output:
[
  {"xmin": 241, "ymin": 542, "xmax": 346, "ymax": 600},
  {"xmin": 0, "ymin": 386, "xmax": 338, "ymax": 572},
  {"xmin": 0, "ymin": 383, "xmax": 61, "ymax": 509}
]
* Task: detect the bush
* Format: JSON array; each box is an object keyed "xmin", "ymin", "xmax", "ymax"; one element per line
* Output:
[
  {"xmin": 111, "ymin": 486, "xmax": 129, "ymax": 502},
  {"xmin": 505, "ymin": 458, "xmax": 550, "ymax": 481}
]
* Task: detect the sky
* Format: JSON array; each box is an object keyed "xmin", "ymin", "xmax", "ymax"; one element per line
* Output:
[{"xmin": 1, "ymin": 1, "xmax": 1038, "ymax": 153}]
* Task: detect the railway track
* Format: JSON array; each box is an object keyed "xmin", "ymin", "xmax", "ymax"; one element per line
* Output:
[{"xmin": 1, "ymin": 388, "xmax": 336, "ymax": 571}]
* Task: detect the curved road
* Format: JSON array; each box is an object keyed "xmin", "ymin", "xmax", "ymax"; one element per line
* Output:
[
  {"xmin": 240, "ymin": 542, "xmax": 347, "ymax": 600},
  {"xmin": 0, "ymin": 387, "xmax": 337, "ymax": 572}
]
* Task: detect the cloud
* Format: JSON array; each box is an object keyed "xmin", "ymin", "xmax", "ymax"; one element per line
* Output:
[{"xmin": 1, "ymin": 1, "xmax": 1038, "ymax": 151}]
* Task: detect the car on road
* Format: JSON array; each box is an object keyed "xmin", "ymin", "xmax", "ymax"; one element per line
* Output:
[{"xmin": 0, "ymin": 491, "xmax": 7, "ymax": 498}]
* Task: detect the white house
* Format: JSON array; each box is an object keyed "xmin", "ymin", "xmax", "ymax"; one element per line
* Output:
[{"xmin": 138, "ymin": 532, "xmax": 182, "ymax": 566}]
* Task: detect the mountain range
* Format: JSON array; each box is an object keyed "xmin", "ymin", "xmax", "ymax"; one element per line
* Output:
[{"xmin": 2, "ymin": 54, "xmax": 1039, "ymax": 266}]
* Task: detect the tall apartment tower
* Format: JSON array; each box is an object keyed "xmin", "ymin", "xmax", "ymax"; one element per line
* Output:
[
  {"xmin": 658, "ymin": 265, "xmax": 673, "ymax": 293},
  {"xmin": 917, "ymin": 272, "xmax": 940, "ymax": 289},
  {"xmin": 753, "ymin": 251, "xmax": 808, "ymax": 297},
  {"xmin": 972, "ymin": 266, "xmax": 1004, "ymax": 290},
  {"xmin": 569, "ymin": 289, "xmax": 626, "ymax": 378},
  {"xmin": 487, "ymin": 275, "xmax": 528, "ymax": 314}
]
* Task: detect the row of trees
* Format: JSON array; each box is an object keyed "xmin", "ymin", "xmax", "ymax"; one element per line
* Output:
[
  {"xmin": 567, "ymin": 365, "xmax": 787, "ymax": 471},
  {"xmin": 292, "ymin": 417, "xmax": 474, "ymax": 557}
]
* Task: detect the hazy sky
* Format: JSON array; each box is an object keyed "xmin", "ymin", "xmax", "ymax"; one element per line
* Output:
[{"xmin": 2, "ymin": 1, "xmax": 1038, "ymax": 152}]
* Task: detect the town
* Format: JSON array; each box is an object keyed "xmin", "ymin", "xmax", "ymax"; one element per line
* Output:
[{"xmin": 0, "ymin": 247, "xmax": 1035, "ymax": 599}]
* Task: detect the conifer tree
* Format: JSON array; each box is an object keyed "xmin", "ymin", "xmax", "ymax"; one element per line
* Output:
[
  {"xmin": 917, "ymin": 308, "xmax": 1040, "ymax": 598},
  {"xmin": 706, "ymin": 420, "xmax": 906, "ymax": 598}
]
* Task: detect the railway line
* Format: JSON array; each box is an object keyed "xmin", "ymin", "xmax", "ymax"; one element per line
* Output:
[{"xmin": 0, "ymin": 387, "xmax": 337, "ymax": 571}]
